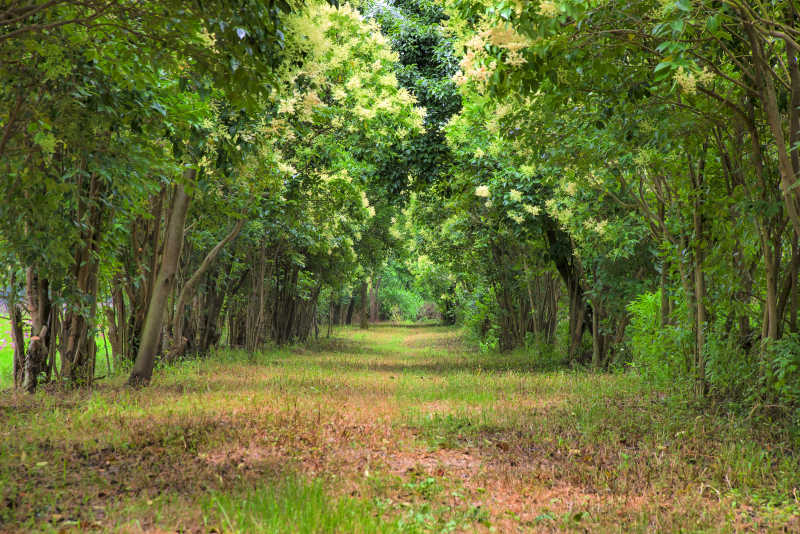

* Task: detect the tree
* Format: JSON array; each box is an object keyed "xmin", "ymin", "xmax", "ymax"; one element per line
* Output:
[{"xmin": 1, "ymin": 0, "xmax": 293, "ymax": 390}]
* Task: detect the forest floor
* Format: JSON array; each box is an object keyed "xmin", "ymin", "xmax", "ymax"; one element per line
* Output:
[{"xmin": 0, "ymin": 325, "xmax": 798, "ymax": 533}]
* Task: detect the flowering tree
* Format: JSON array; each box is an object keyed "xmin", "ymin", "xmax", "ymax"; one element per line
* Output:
[{"xmin": 438, "ymin": 0, "xmax": 800, "ymax": 401}]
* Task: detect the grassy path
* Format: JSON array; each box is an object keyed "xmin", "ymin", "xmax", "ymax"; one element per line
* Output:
[{"xmin": 0, "ymin": 325, "xmax": 797, "ymax": 532}]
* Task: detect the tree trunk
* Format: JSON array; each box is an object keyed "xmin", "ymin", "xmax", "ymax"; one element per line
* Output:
[
  {"xmin": 690, "ymin": 149, "xmax": 708, "ymax": 397},
  {"xmin": 791, "ymin": 237, "xmax": 799, "ymax": 334},
  {"xmin": 327, "ymin": 298, "xmax": 334, "ymax": 337},
  {"xmin": 658, "ymin": 203, "xmax": 670, "ymax": 328},
  {"xmin": 359, "ymin": 280, "xmax": 369, "ymax": 329},
  {"xmin": 369, "ymin": 275, "xmax": 381, "ymax": 322},
  {"xmin": 116, "ymin": 188, "xmax": 166, "ymax": 364},
  {"xmin": 172, "ymin": 218, "xmax": 244, "ymax": 355},
  {"xmin": 9, "ymin": 272, "xmax": 25, "ymax": 389},
  {"xmin": 543, "ymin": 220, "xmax": 588, "ymax": 360},
  {"xmin": 346, "ymin": 295, "xmax": 355, "ymax": 325},
  {"xmin": 531, "ymin": 272, "xmax": 559, "ymax": 345},
  {"xmin": 199, "ymin": 280, "xmax": 225, "ymax": 353},
  {"xmin": 676, "ymin": 240, "xmax": 697, "ymax": 375},
  {"xmin": 762, "ymin": 233, "xmax": 779, "ymax": 341},
  {"xmin": 776, "ymin": 234, "xmax": 798, "ymax": 338},
  {"xmin": 105, "ymin": 285, "xmax": 124, "ymax": 364},
  {"xmin": 60, "ymin": 257, "xmax": 100, "ymax": 386},
  {"xmin": 591, "ymin": 297, "xmax": 602, "ymax": 369},
  {"xmin": 693, "ymin": 251, "xmax": 707, "ymax": 397},
  {"xmin": 22, "ymin": 269, "xmax": 51, "ymax": 393},
  {"xmin": 566, "ymin": 275, "xmax": 587, "ymax": 362},
  {"xmin": 60, "ymin": 174, "xmax": 105, "ymax": 386},
  {"xmin": 128, "ymin": 182, "xmax": 191, "ymax": 387},
  {"xmin": 745, "ymin": 22, "xmax": 800, "ymax": 238}
]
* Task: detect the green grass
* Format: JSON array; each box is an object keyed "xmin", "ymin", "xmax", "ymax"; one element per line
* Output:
[
  {"xmin": 0, "ymin": 317, "xmax": 15, "ymax": 388},
  {"xmin": 204, "ymin": 475, "xmax": 408, "ymax": 534},
  {"xmin": 0, "ymin": 324, "xmax": 798, "ymax": 532},
  {"xmin": 0, "ymin": 317, "xmax": 114, "ymax": 389}
]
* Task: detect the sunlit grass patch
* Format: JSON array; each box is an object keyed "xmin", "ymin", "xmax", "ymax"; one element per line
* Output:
[{"xmin": 204, "ymin": 475, "xmax": 407, "ymax": 534}]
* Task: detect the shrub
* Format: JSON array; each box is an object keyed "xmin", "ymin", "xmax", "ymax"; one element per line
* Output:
[
  {"xmin": 759, "ymin": 334, "xmax": 800, "ymax": 420},
  {"xmin": 380, "ymin": 286, "xmax": 424, "ymax": 322},
  {"xmin": 626, "ymin": 290, "xmax": 692, "ymax": 390},
  {"xmin": 457, "ymin": 284, "xmax": 499, "ymax": 352}
]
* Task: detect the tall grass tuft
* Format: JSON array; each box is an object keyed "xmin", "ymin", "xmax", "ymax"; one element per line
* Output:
[{"xmin": 205, "ymin": 475, "xmax": 406, "ymax": 534}]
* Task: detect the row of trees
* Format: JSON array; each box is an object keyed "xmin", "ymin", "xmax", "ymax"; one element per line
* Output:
[
  {"xmin": 6, "ymin": 0, "xmax": 800, "ymax": 418},
  {"xmin": 411, "ymin": 0, "xmax": 800, "ymax": 410},
  {"xmin": 1, "ymin": 0, "xmax": 425, "ymax": 390}
]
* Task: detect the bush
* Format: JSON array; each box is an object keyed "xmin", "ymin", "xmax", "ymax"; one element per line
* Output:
[
  {"xmin": 626, "ymin": 290, "xmax": 693, "ymax": 390},
  {"xmin": 456, "ymin": 285, "xmax": 499, "ymax": 352},
  {"xmin": 628, "ymin": 290, "xmax": 799, "ymax": 424},
  {"xmin": 704, "ymin": 326, "xmax": 755, "ymax": 403},
  {"xmin": 759, "ymin": 334, "xmax": 800, "ymax": 419},
  {"xmin": 415, "ymin": 302, "xmax": 441, "ymax": 321},
  {"xmin": 380, "ymin": 286, "xmax": 424, "ymax": 322}
]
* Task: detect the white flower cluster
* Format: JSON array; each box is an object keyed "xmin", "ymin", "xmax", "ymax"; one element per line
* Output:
[
  {"xmin": 583, "ymin": 218, "xmax": 609, "ymax": 235},
  {"xmin": 674, "ymin": 66, "xmax": 713, "ymax": 94},
  {"xmin": 278, "ymin": 161, "xmax": 297, "ymax": 175},
  {"xmin": 538, "ymin": 0, "xmax": 560, "ymax": 17},
  {"xmin": 523, "ymin": 204, "xmax": 540, "ymax": 216}
]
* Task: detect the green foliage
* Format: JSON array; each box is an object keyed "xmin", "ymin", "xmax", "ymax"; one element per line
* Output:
[
  {"xmin": 627, "ymin": 291, "xmax": 800, "ymax": 422},
  {"xmin": 626, "ymin": 291, "xmax": 691, "ymax": 389},
  {"xmin": 5, "ymin": 0, "xmax": 800, "ymax": 528},
  {"xmin": 385, "ymin": 291, "xmax": 424, "ymax": 323},
  {"xmin": 703, "ymin": 326, "xmax": 756, "ymax": 404},
  {"xmin": 760, "ymin": 335, "xmax": 800, "ymax": 421},
  {"xmin": 362, "ymin": 0, "xmax": 461, "ymax": 191},
  {"xmin": 456, "ymin": 284, "xmax": 499, "ymax": 352}
]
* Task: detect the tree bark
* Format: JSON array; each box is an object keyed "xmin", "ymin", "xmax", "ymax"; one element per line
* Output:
[
  {"xmin": 689, "ymin": 148, "xmax": 708, "ymax": 397},
  {"xmin": 359, "ymin": 280, "xmax": 369, "ymax": 329},
  {"xmin": 762, "ymin": 231, "xmax": 779, "ymax": 341},
  {"xmin": 543, "ymin": 218, "xmax": 588, "ymax": 361},
  {"xmin": 327, "ymin": 298, "xmax": 334, "ymax": 337},
  {"xmin": 172, "ymin": 218, "xmax": 244, "ymax": 354},
  {"xmin": 658, "ymin": 203, "xmax": 670, "ymax": 328},
  {"xmin": 60, "ymin": 173, "xmax": 105, "ymax": 386},
  {"xmin": 346, "ymin": 295, "xmax": 355, "ymax": 325},
  {"xmin": 22, "ymin": 269, "xmax": 51, "ymax": 393},
  {"xmin": 9, "ymin": 272, "xmax": 25, "ymax": 388},
  {"xmin": 791, "ymin": 237, "xmax": 799, "ymax": 334},
  {"xmin": 591, "ymin": 297, "xmax": 602, "ymax": 369},
  {"xmin": 369, "ymin": 275, "xmax": 381, "ymax": 322},
  {"xmin": 128, "ymin": 181, "xmax": 191, "ymax": 387},
  {"xmin": 745, "ymin": 21, "xmax": 800, "ymax": 238}
]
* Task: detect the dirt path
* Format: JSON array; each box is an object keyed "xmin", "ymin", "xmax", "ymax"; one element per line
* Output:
[{"xmin": 0, "ymin": 325, "xmax": 795, "ymax": 532}]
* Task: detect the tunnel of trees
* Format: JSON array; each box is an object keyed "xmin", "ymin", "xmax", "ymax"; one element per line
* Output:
[{"xmin": 2, "ymin": 0, "xmax": 800, "ymax": 423}]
